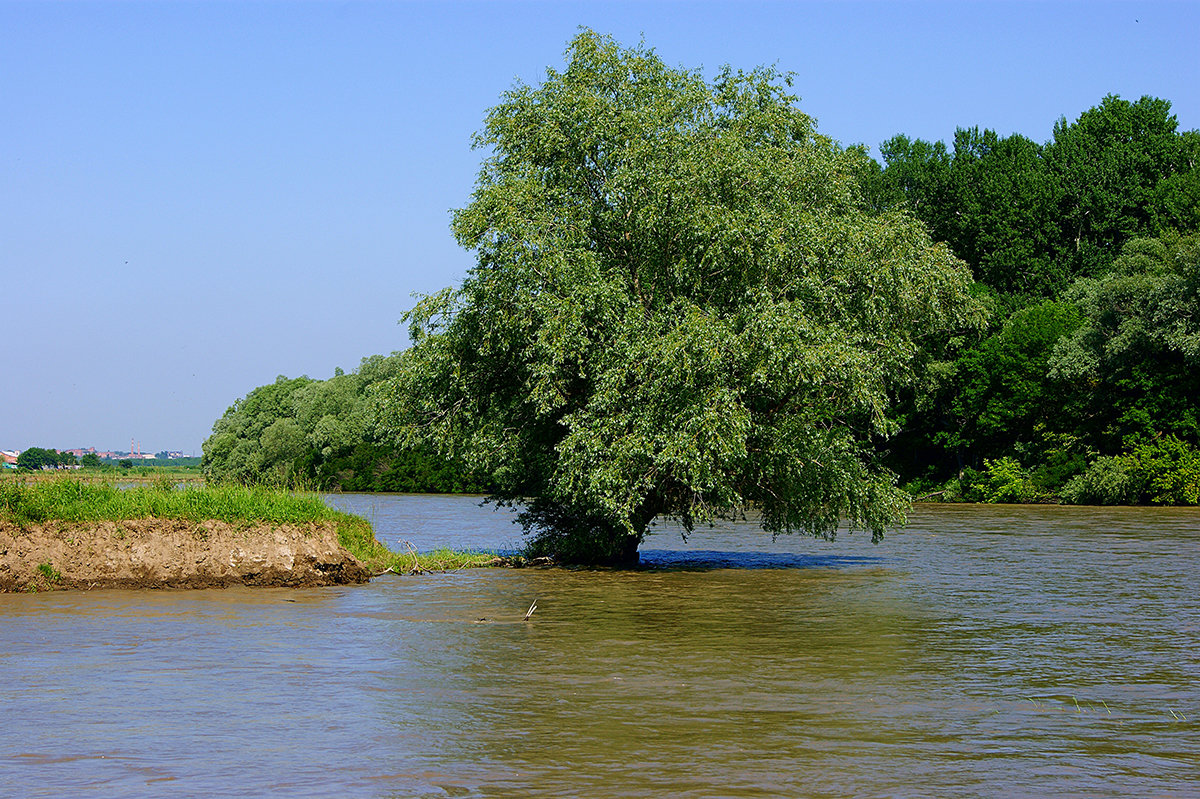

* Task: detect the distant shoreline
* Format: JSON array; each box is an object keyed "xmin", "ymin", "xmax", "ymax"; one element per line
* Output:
[{"xmin": 0, "ymin": 471, "xmax": 204, "ymax": 485}]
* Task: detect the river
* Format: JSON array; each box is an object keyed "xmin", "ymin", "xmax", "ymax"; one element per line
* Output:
[{"xmin": 2, "ymin": 496, "xmax": 1198, "ymax": 797}]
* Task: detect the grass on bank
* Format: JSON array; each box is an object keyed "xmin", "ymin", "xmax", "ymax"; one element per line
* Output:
[{"xmin": 0, "ymin": 477, "xmax": 496, "ymax": 575}]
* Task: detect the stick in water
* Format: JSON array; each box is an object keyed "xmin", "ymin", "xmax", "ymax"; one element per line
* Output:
[{"xmin": 524, "ymin": 599, "xmax": 538, "ymax": 621}]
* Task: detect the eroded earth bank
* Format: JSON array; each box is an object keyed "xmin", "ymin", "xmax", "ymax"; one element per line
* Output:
[{"xmin": 0, "ymin": 519, "xmax": 371, "ymax": 592}]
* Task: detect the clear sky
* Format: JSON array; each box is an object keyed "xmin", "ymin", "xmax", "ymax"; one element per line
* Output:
[{"xmin": 3, "ymin": 0, "xmax": 1197, "ymax": 454}]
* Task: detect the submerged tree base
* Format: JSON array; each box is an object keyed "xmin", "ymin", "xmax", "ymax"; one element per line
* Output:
[{"xmin": 516, "ymin": 499, "xmax": 645, "ymax": 566}]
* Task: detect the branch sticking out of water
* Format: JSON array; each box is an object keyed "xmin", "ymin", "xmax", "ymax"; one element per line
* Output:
[{"xmin": 399, "ymin": 539, "xmax": 421, "ymax": 573}]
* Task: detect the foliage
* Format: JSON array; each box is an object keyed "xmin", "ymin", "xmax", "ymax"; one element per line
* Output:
[
  {"xmin": 935, "ymin": 300, "xmax": 1082, "ymax": 465},
  {"xmin": 1061, "ymin": 436, "xmax": 1200, "ymax": 505},
  {"xmin": 203, "ymin": 374, "xmax": 319, "ymax": 483},
  {"xmin": 876, "ymin": 97, "xmax": 1200, "ymax": 492},
  {"xmin": 79, "ymin": 453, "xmax": 103, "ymax": 469},
  {"xmin": 36, "ymin": 561, "xmax": 61, "ymax": 584},
  {"xmin": 1059, "ymin": 456, "xmax": 1139, "ymax": 505},
  {"xmin": 316, "ymin": 442, "xmax": 491, "ymax": 494},
  {"xmin": 1049, "ymin": 232, "xmax": 1200, "ymax": 451},
  {"xmin": 1132, "ymin": 436, "xmax": 1200, "ymax": 505},
  {"xmin": 1024, "ymin": 432, "xmax": 1089, "ymax": 492},
  {"xmin": 195, "ymin": 76, "xmax": 1198, "ymax": 508},
  {"xmin": 873, "ymin": 128, "xmax": 1062, "ymax": 297},
  {"xmin": 1046, "ymin": 95, "xmax": 1199, "ymax": 277},
  {"xmin": 16, "ymin": 447, "xmax": 77, "ymax": 471},
  {"xmin": 377, "ymin": 31, "xmax": 983, "ymax": 563},
  {"xmin": 977, "ymin": 457, "xmax": 1039, "ymax": 503},
  {"xmin": 950, "ymin": 467, "xmax": 986, "ymax": 502},
  {"xmin": 875, "ymin": 94, "xmax": 1200, "ymax": 302},
  {"xmin": 869, "ymin": 95, "xmax": 1200, "ymax": 485},
  {"xmin": 201, "ymin": 356, "xmax": 488, "ymax": 493}
]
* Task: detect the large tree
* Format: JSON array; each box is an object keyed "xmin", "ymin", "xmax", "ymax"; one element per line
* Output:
[
  {"xmin": 16, "ymin": 447, "xmax": 63, "ymax": 471},
  {"xmin": 377, "ymin": 31, "xmax": 983, "ymax": 564}
]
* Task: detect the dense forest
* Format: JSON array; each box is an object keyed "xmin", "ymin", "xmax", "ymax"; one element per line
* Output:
[
  {"xmin": 865, "ymin": 94, "xmax": 1200, "ymax": 504},
  {"xmin": 203, "ymin": 92, "xmax": 1200, "ymax": 505}
]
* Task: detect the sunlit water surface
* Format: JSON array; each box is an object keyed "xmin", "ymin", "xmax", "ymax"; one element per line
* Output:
[{"xmin": 2, "ymin": 497, "xmax": 1198, "ymax": 797}]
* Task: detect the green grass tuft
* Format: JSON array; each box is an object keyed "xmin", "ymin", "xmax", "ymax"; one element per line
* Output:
[{"xmin": 36, "ymin": 561, "xmax": 61, "ymax": 584}]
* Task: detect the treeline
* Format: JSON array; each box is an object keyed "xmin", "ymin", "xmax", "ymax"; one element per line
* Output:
[
  {"xmin": 8, "ymin": 452, "xmax": 202, "ymax": 471},
  {"xmin": 201, "ymin": 356, "xmax": 493, "ymax": 493},
  {"xmin": 203, "ymin": 93, "xmax": 1199, "ymax": 504},
  {"xmin": 118, "ymin": 457, "xmax": 202, "ymax": 469},
  {"xmin": 868, "ymin": 94, "xmax": 1200, "ymax": 503},
  {"xmin": 13, "ymin": 448, "xmax": 79, "ymax": 470}
]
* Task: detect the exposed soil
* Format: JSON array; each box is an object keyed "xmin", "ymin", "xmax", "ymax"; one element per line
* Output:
[{"xmin": 0, "ymin": 518, "xmax": 371, "ymax": 592}]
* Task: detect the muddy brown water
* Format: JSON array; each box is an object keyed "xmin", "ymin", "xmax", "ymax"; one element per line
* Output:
[{"xmin": 2, "ymin": 496, "xmax": 1198, "ymax": 797}]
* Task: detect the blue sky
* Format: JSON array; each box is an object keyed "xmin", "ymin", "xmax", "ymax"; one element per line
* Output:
[{"xmin": 3, "ymin": 0, "xmax": 1198, "ymax": 454}]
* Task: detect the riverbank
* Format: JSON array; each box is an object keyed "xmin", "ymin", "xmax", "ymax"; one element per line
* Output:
[
  {"xmin": 0, "ymin": 479, "xmax": 496, "ymax": 592},
  {"xmin": 0, "ymin": 518, "xmax": 370, "ymax": 591}
]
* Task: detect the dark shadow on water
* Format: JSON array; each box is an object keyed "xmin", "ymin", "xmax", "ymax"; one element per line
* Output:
[
  {"xmin": 440, "ymin": 548, "xmax": 888, "ymax": 571},
  {"xmin": 638, "ymin": 549, "xmax": 887, "ymax": 571}
]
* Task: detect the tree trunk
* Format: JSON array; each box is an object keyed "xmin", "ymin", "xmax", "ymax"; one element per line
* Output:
[{"xmin": 607, "ymin": 532, "xmax": 641, "ymax": 567}]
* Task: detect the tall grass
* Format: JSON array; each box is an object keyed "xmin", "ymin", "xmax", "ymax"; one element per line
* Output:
[{"xmin": 0, "ymin": 478, "xmax": 338, "ymax": 525}]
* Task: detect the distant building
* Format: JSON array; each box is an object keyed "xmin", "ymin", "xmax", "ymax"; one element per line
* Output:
[{"xmin": 1, "ymin": 450, "xmax": 19, "ymax": 469}]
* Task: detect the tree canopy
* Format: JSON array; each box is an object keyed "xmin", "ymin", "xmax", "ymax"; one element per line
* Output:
[
  {"xmin": 1049, "ymin": 232, "xmax": 1200, "ymax": 450},
  {"xmin": 871, "ymin": 94, "xmax": 1200, "ymax": 304},
  {"xmin": 16, "ymin": 447, "xmax": 76, "ymax": 470},
  {"xmin": 200, "ymin": 45, "xmax": 1199, "ymax": 512},
  {"xmin": 375, "ymin": 31, "xmax": 983, "ymax": 563}
]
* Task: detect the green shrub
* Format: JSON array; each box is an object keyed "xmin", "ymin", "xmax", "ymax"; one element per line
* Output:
[
  {"xmin": 1060, "ymin": 455, "xmax": 1141, "ymax": 504},
  {"xmin": 900, "ymin": 474, "xmax": 943, "ymax": 499},
  {"xmin": 1132, "ymin": 436, "xmax": 1200, "ymax": 505},
  {"xmin": 980, "ymin": 457, "xmax": 1038, "ymax": 503},
  {"xmin": 1026, "ymin": 431, "xmax": 1089, "ymax": 492},
  {"xmin": 956, "ymin": 467, "xmax": 986, "ymax": 502},
  {"xmin": 1061, "ymin": 436, "xmax": 1200, "ymax": 505}
]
